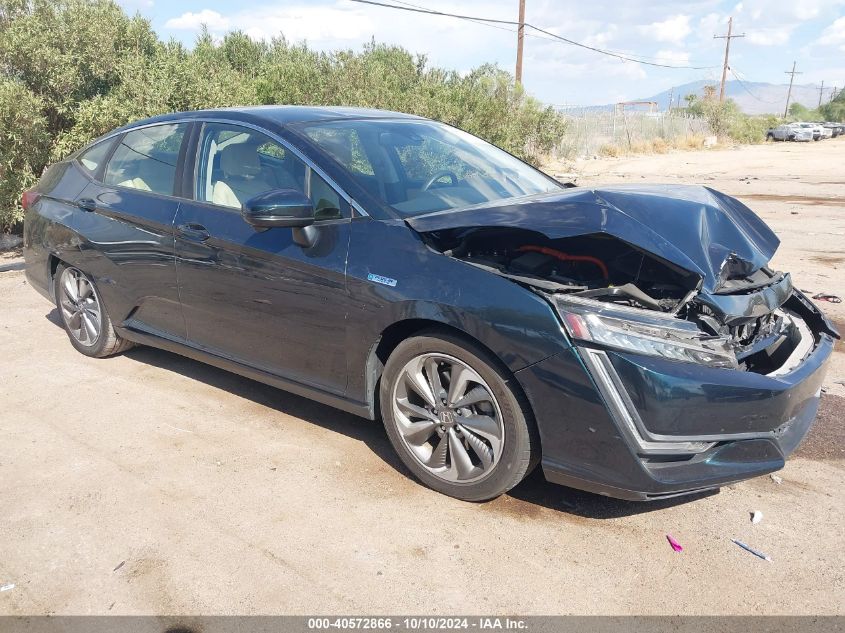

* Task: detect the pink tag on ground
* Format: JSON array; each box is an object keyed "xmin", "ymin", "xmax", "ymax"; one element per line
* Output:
[{"xmin": 666, "ymin": 534, "xmax": 683, "ymax": 552}]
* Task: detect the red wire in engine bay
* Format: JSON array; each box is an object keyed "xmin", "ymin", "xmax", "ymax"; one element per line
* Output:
[{"xmin": 516, "ymin": 245, "xmax": 609, "ymax": 280}]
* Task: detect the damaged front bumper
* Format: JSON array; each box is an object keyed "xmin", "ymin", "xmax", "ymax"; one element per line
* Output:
[{"xmin": 515, "ymin": 291, "xmax": 837, "ymax": 500}]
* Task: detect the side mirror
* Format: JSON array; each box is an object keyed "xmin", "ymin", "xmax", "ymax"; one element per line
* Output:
[{"xmin": 242, "ymin": 189, "xmax": 314, "ymax": 229}]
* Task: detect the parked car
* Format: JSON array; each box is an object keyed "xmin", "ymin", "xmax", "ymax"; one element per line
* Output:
[
  {"xmin": 795, "ymin": 122, "xmax": 824, "ymax": 140},
  {"xmin": 821, "ymin": 123, "xmax": 845, "ymax": 138},
  {"xmin": 23, "ymin": 107, "xmax": 839, "ymax": 502},
  {"xmin": 814, "ymin": 123, "xmax": 834, "ymax": 139},
  {"xmin": 766, "ymin": 123, "xmax": 812, "ymax": 141}
]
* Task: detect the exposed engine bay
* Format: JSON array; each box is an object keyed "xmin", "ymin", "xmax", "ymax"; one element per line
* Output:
[{"xmin": 423, "ymin": 227, "xmax": 832, "ymax": 375}]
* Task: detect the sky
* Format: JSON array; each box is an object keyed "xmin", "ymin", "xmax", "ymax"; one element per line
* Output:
[{"xmin": 121, "ymin": 0, "xmax": 845, "ymax": 106}]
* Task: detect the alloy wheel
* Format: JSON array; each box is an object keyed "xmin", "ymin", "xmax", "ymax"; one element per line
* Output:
[
  {"xmin": 58, "ymin": 267, "xmax": 102, "ymax": 347},
  {"xmin": 391, "ymin": 353, "xmax": 505, "ymax": 483}
]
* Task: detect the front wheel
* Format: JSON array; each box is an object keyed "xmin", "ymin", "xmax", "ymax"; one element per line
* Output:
[
  {"xmin": 55, "ymin": 263, "xmax": 133, "ymax": 358},
  {"xmin": 380, "ymin": 332, "xmax": 539, "ymax": 501}
]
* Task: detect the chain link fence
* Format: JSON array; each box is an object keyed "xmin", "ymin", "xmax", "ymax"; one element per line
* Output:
[{"xmin": 554, "ymin": 108, "xmax": 713, "ymax": 158}]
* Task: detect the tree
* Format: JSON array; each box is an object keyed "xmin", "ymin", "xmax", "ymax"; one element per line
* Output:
[
  {"xmin": 819, "ymin": 90, "xmax": 845, "ymax": 122},
  {"xmin": 788, "ymin": 102, "xmax": 820, "ymax": 120}
]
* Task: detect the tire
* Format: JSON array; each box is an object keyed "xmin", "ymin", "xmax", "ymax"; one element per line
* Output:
[
  {"xmin": 766, "ymin": 133, "xmax": 774, "ymax": 141},
  {"xmin": 54, "ymin": 262, "xmax": 133, "ymax": 358},
  {"xmin": 380, "ymin": 331, "xmax": 540, "ymax": 501}
]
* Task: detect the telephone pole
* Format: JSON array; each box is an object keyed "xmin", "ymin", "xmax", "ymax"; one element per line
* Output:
[
  {"xmin": 515, "ymin": 0, "xmax": 525, "ymax": 84},
  {"xmin": 714, "ymin": 17, "xmax": 744, "ymax": 102},
  {"xmin": 783, "ymin": 61, "xmax": 802, "ymax": 118},
  {"xmin": 818, "ymin": 80, "xmax": 825, "ymax": 108}
]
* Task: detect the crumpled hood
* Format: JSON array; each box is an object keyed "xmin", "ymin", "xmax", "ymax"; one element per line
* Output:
[{"xmin": 406, "ymin": 184, "xmax": 780, "ymax": 293}]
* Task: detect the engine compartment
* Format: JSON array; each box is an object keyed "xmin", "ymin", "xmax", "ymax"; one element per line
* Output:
[{"xmin": 423, "ymin": 227, "xmax": 822, "ymax": 374}]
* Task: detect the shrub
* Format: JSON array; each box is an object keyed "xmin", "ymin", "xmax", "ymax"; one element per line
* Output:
[
  {"xmin": 0, "ymin": 0, "xmax": 568, "ymax": 232},
  {"xmin": 0, "ymin": 77, "xmax": 51, "ymax": 231}
]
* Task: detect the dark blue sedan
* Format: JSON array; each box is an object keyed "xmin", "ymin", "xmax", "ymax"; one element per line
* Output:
[{"xmin": 23, "ymin": 106, "xmax": 839, "ymax": 501}]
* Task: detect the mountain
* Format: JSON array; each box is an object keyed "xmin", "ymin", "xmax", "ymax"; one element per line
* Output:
[{"xmin": 639, "ymin": 80, "xmax": 826, "ymax": 115}]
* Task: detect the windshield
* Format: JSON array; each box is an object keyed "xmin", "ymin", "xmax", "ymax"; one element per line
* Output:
[{"xmin": 298, "ymin": 119, "xmax": 561, "ymax": 217}]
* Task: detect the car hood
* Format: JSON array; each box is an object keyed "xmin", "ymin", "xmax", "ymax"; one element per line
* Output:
[{"xmin": 406, "ymin": 184, "xmax": 779, "ymax": 293}]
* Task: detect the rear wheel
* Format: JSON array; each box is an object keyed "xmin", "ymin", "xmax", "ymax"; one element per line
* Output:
[
  {"xmin": 55, "ymin": 263, "xmax": 132, "ymax": 358},
  {"xmin": 766, "ymin": 133, "xmax": 774, "ymax": 141},
  {"xmin": 380, "ymin": 332, "xmax": 539, "ymax": 501}
]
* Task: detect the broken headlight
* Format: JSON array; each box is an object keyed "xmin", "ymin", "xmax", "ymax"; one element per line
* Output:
[{"xmin": 553, "ymin": 295, "xmax": 738, "ymax": 369}]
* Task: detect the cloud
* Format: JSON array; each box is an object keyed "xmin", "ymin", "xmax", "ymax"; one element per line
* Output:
[
  {"xmin": 165, "ymin": 9, "xmax": 230, "ymax": 31},
  {"xmin": 641, "ymin": 15, "xmax": 691, "ymax": 44},
  {"xmin": 654, "ymin": 49, "xmax": 690, "ymax": 65},
  {"xmin": 818, "ymin": 15, "xmax": 845, "ymax": 49},
  {"xmin": 746, "ymin": 27, "xmax": 793, "ymax": 46}
]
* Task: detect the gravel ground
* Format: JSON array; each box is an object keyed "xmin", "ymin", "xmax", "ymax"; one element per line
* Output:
[{"xmin": 0, "ymin": 140, "xmax": 843, "ymax": 615}]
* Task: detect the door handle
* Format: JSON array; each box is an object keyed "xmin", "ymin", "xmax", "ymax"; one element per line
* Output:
[
  {"xmin": 77, "ymin": 198, "xmax": 97, "ymax": 212},
  {"xmin": 177, "ymin": 223, "xmax": 211, "ymax": 242}
]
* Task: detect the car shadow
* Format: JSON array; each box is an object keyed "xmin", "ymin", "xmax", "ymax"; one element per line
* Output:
[{"xmin": 45, "ymin": 307, "xmax": 718, "ymax": 521}]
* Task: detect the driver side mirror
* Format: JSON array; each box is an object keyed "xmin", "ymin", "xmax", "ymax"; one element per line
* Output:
[{"xmin": 242, "ymin": 189, "xmax": 314, "ymax": 229}]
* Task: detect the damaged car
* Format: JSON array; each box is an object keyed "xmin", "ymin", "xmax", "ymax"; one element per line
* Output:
[{"xmin": 23, "ymin": 107, "xmax": 839, "ymax": 502}]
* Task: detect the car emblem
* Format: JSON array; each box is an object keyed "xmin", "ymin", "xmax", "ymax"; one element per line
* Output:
[{"xmin": 438, "ymin": 410, "xmax": 454, "ymax": 425}]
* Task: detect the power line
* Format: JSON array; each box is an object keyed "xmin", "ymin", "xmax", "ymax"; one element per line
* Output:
[
  {"xmin": 380, "ymin": 0, "xmax": 704, "ymax": 65},
  {"xmin": 348, "ymin": 0, "xmax": 718, "ymax": 69},
  {"xmin": 729, "ymin": 67, "xmax": 782, "ymax": 104}
]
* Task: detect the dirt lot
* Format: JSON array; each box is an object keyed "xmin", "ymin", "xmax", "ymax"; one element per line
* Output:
[{"xmin": 1, "ymin": 141, "xmax": 843, "ymax": 616}]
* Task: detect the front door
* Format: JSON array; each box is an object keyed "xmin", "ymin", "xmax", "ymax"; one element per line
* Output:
[{"xmin": 174, "ymin": 122, "xmax": 351, "ymax": 394}]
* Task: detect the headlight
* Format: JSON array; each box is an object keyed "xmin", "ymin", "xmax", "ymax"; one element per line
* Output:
[{"xmin": 553, "ymin": 295, "xmax": 738, "ymax": 369}]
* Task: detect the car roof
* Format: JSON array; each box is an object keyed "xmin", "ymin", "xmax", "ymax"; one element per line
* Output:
[{"xmin": 116, "ymin": 106, "xmax": 424, "ymax": 132}]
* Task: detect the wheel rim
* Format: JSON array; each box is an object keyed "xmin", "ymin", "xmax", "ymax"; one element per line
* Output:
[
  {"xmin": 58, "ymin": 267, "xmax": 102, "ymax": 347},
  {"xmin": 391, "ymin": 353, "xmax": 505, "ymax": 483}
]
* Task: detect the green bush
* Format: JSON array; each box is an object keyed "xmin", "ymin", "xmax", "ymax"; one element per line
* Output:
[
  {"xmin": 0, "ymin": 77, "xmax": 51, "ymax": 231},
  {"xmin": 685, "ymin": 93, "xmax": 778, "ymax": 143},
  {"xmin": 0, "ymin": 0, "xmax": 567, "ymax": 233},
  {"xmin": 819, "ymin": 90, "xmax": 845, "ymax": 122}
]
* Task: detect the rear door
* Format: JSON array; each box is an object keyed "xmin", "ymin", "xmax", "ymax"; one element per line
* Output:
[
  {"xmin": 174, "ymin": 121, "xmax": 352, "ymax": 394},
  {"xmin": 73, "ymin": 122, "xmax": 191, "ymax": 339}
]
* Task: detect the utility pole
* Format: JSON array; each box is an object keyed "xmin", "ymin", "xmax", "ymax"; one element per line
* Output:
[
  {"xmin": 714, "ymin": 17, "xmax": 744, "ymax": 102},
  {"xmin": 515, "ymin": 0, "xmax": 525, "ymax": 84},
  {"xmin": 818, "ymin": 80, "xmax": 825, "ymax": 108},
  {"xmin": 667, "ymin": 86, "xmax": 674, "ymax": 113},
  {"xmin": 783, "ymin": 61, "xmax": 802, "ymax": 118}
]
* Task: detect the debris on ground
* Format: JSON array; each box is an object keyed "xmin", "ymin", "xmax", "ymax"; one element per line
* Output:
[
  {"xmin": 770, "ymin": 474, "xmax": 783, "ymax": 485},
  {"xmin": 811, "ymin": 293, "xmax": 842, "ymax": 303},
  {"xmin": 113, "ymin": 561, "xmax": 125, "ymax": 572},
  {"xmin": 731, "ymin": 539, "xmax": 772, "ymax": 562},
  {"xmin": 751, "ymin": 511, "xmax": 764, "ymax": 524},
  {"xmin": 666, "ymin": 534, "xmax": 683, "ymax": 552},
  {"xmin": 0, "ymin": 583, "xmax": 14, "ymax": 592}
]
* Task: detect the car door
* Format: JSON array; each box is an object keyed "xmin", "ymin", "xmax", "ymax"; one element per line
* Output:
[
  {"xmin": 174, "ymin": 121, "xmax": 352, "ymax": 394},
  {"xmin": 72, "ymin": 122, "xmax": 191, "ymax": 340}
]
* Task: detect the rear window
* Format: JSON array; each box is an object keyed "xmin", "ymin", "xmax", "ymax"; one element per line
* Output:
[
  {"xmin": 104, "ymin": 124, "xmax": 188, "ymax": 196},
  {"xmin": 77, "ymin": 139, "xmax": 115, "ymax": 175}
]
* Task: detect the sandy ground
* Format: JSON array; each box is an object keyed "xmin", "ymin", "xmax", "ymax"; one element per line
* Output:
[{"xmin": 1, "ymin": 140, "xmax": 844, "ymax": 616}]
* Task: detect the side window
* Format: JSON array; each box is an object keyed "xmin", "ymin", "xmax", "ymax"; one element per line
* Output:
[
  {"xmin": 104, "ymin": 123, "xmax": 188, "ymax": 195},
  {"xmin": 77, "ymin": 138, "xmax": 115, "ymax": 176},
  {"xmin": 196, "ymin": 123, "xmax": 345, "ymax": 219}
]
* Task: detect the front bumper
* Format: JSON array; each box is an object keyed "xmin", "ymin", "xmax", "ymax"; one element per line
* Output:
[{"xmin": 516, "ymin": 297, "xmax": 836, "ymax": 501}]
